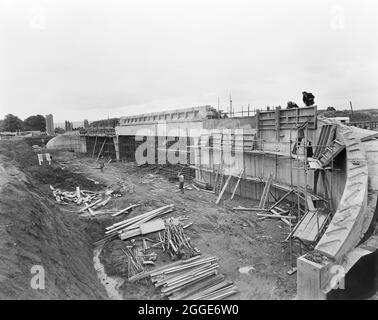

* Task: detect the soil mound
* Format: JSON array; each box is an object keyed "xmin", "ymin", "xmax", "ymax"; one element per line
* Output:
[{"xmin": 0, "ymin": 140, "xmax": 107, "ymax": 299}]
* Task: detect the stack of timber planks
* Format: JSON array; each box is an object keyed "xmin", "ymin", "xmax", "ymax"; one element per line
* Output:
[
  {"xmin": 95, "ymin": 205, "xmax": 174, "ymax": 245},
  {"xmin": 140, "ymin": 256, "xmax": 238, "ymax": 300}
]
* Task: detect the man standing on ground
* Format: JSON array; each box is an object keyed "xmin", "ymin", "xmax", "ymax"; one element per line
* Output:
[
  {"xmin": 99, "ymin": 156, "xmax": 105, "ymax": 172},
  {"xmin": 178, "ymin": 172, "xmax": 185, "ymax": 194}
]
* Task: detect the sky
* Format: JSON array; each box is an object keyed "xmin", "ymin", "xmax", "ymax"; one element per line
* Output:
[{"xmin": 0, "ymin": 0, "xmax": 378, "ymax": 123}]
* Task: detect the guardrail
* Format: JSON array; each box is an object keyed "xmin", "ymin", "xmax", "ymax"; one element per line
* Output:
[
  {"xmin": 347, "ymin": 120, "xmax": 378, "ymax": 130},
  {"xmin": 79, "ymin": 128, "xmax": 116, "ymax": 136}
]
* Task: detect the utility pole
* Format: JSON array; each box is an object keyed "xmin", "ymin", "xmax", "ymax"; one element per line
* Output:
[{"xmin": 349, "ymin": 101, "xmax": 354, "ymax": 117}]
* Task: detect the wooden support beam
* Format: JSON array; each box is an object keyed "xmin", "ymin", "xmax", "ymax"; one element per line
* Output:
[
  {"xmin": 230, "ymin": 168, "xmax": 245, "ymax": 200},
  {"xmin": 259, "ymin": 172, "xmax": 273, "ymax": 208},
  {"xmin": 91, "ymin": 135, "xmax": 98, "ymax": 158},
  {"xmin": 269, "ymin": 189, "xmax": 293, "ymax": 210},
  {"xmin": 256, "ymin": 213, "xmax": 297, "ymax": 219},
  {"xmin": 215, "ymin": 175, "xmax": 232, "ymax": 204},
  {"xmin": 96, "ymin": 138, "xmax": 107, "ymax": 162},
  {"xmin": 232, "ymin": 207, "xmax": 270, "ymax": 211}
]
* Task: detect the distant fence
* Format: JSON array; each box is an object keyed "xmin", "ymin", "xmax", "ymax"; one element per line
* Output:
[
  {"xmin": 347, "ymin": 120, "xmax": 378, "ymax": 130},
  {"xmin": 79, "ymin": 127, "xmax": 116, "ymax": 137}
]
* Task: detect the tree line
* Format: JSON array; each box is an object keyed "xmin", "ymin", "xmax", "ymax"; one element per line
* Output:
[{"xmin": 0, "ymin": 114, "xmax": 47, "ymax": 132}]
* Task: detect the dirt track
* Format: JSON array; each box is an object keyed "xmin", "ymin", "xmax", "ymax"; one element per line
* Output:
[{"xmin": 0, "ymin": 139, "xmax": 297, "ymax": 299}]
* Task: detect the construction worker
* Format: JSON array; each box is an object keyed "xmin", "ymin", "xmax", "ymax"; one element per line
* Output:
[
  {"xmin": 292, "ymin": 121, "xmax": 308, "ymax": 155},
  {"xmin": 307, "ymin": 141, "xmax": 314, "ymax": 158},
  {"xmin": 302, "ymin": 91, "xmax": 315, "ymax": 106},
  {"xmin": 286, "ymin": 101, "xmax": 299, "ymax": 109},
  {"xmin": 178, "ymin": 172, "xmax": 185, "ymax": 194},
  {"xmin": 99, "ymin": 156, "xmax": 105, "ymax": 172}
]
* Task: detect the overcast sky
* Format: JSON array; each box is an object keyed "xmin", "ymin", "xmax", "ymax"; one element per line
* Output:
[{"xmin": 1, "ymin": 0, "xmax": 377, "ymax": 122}]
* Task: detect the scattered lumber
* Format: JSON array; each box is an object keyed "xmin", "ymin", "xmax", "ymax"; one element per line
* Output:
[
  {"xmin": 232, "ymin": 206, "xmax": 270, "ymax": 211},
  {"xmin": 50, "ymin": 185, "xmax": 99, "ymax": 205},
  {"xmin": 78, "ymin": 198, "xmax": 103, "ymax": 213},
  {"xmin": 191, "ymin": 184, "xmax": 200, "ymax": 191},
  {"xmin": 170, "ymin": 274, "xmax": 225, "ymax": 300},
  {"xmin": 111, "ymin": 204, "xmax": 140, "ymax": 217},
  {"xmin": 121, "ymin": 246, "xmax": 145, "ymax": 278},
  {"xmin": 128, "ymin": 256, "xmax": 202, "ymax": 282},
  {"xmin": 160, "ymin": 218, "xmax": 199, "ymax": 258},
  {"xmin": 120, "ymin": 219, "xmax": 166, "ymax": 240},
  {"xmin": 201, "ymin": 189, "xmax": 215, "ymax": 194},
  {"xmin": 256, "ymin": 213, "xmax": 297, "ymax": 219},
  {"xmin": 103, "ymin": 205, "xmax": 175, "ymax": 241},
  {"xmin": 50, "ymin": 185, "xmax": 121, "ymax": 216},
  {"xmin": 174, "ymin": 184, "xmax": 193, "ymax": 192},
  {"xmin": 140, "ymin": 256, "xmax": 238, "ymax": 300},
  {"xmin": 257, "ymin": 207, "xmax": 293, "ymax": 226}
]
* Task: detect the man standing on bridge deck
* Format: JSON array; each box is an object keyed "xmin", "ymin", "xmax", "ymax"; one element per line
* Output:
[{"xmin": 302, "ymin": 91, "xmax": 315, "ymax": 106}]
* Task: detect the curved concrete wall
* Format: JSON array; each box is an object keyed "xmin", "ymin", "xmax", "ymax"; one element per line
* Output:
[
  {"xmin": 316, "ymin": 125, "xmax": 369, "ymax": 258},
  {"xmin": 297, "ymin": 124, "xmax": 378, "ymax": 299},
  {"xmin": 46, "ymin": 133, "xmax": 87, "ymax": 153}
]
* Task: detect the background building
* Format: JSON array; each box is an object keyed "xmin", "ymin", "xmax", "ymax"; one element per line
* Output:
[{"xmin": 45, "ymin": 114, "xmax": 54, "ymax": 135}]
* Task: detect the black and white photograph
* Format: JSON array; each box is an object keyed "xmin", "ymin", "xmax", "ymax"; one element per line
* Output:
[{"xmin": 0, "ymin": 0, "xmax": 378, "ymax": 305}]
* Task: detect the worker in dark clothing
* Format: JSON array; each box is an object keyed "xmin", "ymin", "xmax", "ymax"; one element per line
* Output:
[
  {"xmin": 307, "ymin": 141, "xmax": 314, "ymax": 158},
  {"xmin": 302, "ymin": 91, "xmax": 315, "ymax": 106}
]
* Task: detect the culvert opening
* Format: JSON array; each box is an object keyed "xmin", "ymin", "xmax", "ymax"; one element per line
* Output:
[{"xmin": 328, "ymin": 250, "xmax": 378, "ymax": 300}]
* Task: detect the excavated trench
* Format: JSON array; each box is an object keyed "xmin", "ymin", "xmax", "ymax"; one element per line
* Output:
[{"xmin": 93, "ymin": 245, "xmax": 124, "ymax": 300}]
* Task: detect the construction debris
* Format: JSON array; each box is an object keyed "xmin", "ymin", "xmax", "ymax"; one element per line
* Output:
[
  {"xmin": 50, "ymin": 185, "xmax": 100, "ymax": 205},
  {"xmin": 111, "ymin": 204, "xmax": 140, "ymax": 217},
  {"xmin": 121, "ymin": 246, "xmax": 145, "ymax": 278},
  {"xmin": 160, "ymin": 218, "xmax": 199, "ymax": 259},
  {"xmin": 94, "ymin": 205, "xmax": 175, "ymax": 245},
  {"xmin": 147, "ymin": 256, "xmax": 238, "ymax": 300},
  {"xmin": 174, "ymin": 184, "xmax": 193, "ymax": 192},
  {"xmin": 120, "ymin": 219, "xmax": 166, "ymax": 240}
]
